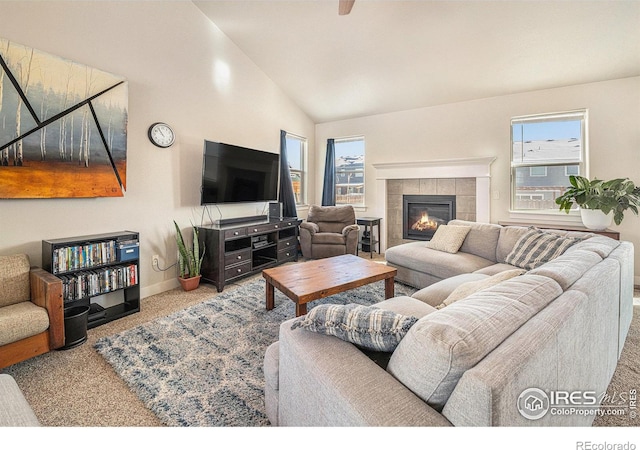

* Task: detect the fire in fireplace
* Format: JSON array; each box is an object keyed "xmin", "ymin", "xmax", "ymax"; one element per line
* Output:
[
  {"xmin": 411, "ymin": 212, "xmax": 442, "ymax": 232},
  {"xmin": 403, "ymin": 195, "xmax": 456, "ymax": 241}
]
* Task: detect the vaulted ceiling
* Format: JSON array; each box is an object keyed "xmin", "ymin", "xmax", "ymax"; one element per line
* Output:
[{"xmin": 194, "ymin": 0, "xmax": 640, "ymax": 124}]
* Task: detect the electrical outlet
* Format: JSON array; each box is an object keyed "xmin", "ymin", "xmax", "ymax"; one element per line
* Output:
[{"xmin": 152, "ymin": 255, "xmax": 159, "ymax": 268}]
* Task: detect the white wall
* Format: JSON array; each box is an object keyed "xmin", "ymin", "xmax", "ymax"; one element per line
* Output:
[
  {"xmin": 0, "ymin": 1, "xmax": 315, "ymax": 297},
  {"xmin": 316, "ymin": 77, "xmax": 640, "ymax": 283}
]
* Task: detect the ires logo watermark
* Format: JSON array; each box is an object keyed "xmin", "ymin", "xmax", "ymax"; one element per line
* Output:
[
  {"xmin": 517, "ymin": 388, "xmax": 550, "ymax": 420},
  {"xmin": 517, "ymin": 388, "xmax": 637, "ymax": 420}
]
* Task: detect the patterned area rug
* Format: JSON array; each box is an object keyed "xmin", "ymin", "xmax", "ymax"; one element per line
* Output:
[{"xmin": 94, "ymin": 278, "xmax": 416, "ymax": 426}]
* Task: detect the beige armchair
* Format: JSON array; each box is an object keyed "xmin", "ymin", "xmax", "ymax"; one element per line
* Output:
[
  {"xmin": 299, "ymin": 205, "xmax": 360, "ymax": 259},
  {"xmin": 0, "ymin": 254, "xmax": 64, "ymax": 369}
]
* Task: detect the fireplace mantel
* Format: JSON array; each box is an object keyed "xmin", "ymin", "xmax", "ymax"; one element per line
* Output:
[
  {"xmin": 372, "ymin": 156, "xmax": 496, "ymax": 252},
  {"xmin": 372, "ymin": 156, "xmax": 495, "ymax": 180}
]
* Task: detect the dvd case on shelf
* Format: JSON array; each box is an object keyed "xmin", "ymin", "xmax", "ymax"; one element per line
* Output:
[
  {"xmin": 52, "ymin": 240, "xmax": 118, "ymax": 274},
  {"xmin": 60, "ymin": 263, "xmax": 138, "ymax": 303}
]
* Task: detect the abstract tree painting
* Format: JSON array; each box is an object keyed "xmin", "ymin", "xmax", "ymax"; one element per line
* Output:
[{"xmin": 0, "ymin": 38, "xmax": 128, "ymax": 198}]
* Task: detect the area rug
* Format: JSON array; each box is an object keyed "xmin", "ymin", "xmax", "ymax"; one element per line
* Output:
[{"xmin": 94, "ymin": 278, "xmax": 417, "ymax": 427}]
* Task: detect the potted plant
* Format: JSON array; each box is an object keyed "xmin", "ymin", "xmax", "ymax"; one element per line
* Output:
[
  {"xmin": 555, "ymin": 176, "xmax": 640, "ymax": 230},
  {"xmin": 174, "ymin": 220, "xmax": 205, "ymax": 291}
]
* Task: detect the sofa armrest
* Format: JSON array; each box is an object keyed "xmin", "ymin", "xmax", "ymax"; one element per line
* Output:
[
  {"xmin": 341, "ymin": 224, "xmax": 359, "ymax": 237},
  {"xmin": 299, "ymin": 222, "xmax": 319, "ymax": 258},
  {"xmin": 30, "ymin": 268, "xmax": 64, "ymax": 349},
  {"xmin": 342, "ymin": 224, "xmax": 360, "ymax": 254},
  {"xmin": 299, "ymin": 221, "xmax": 319, "ymax": 235},
  {"xmin": 277, "ymin": 319, "xmax": 452, "ymax": 426}
]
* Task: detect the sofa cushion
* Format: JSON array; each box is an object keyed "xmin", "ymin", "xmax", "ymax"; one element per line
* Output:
[
  {"xmin": 0, "ymin": 302, "xmax": 50, "ymax": 346},
  {"xmin": 495, "ymin": 226, "xmax": 530, "ymax": 263},
  {"xmin": 425, "ymin": 225, "xmax": 471, "ymax": 254},
  {"xmin": 564, "ymin": 235, "xmax": 619, "ymax": 259},
  {"xmin": 364, "ymin": 298, "xmax": 438, "ymax": 370},
  {"xmin": 437, "ymin": 268, "xmax": 527, "ymax": 308},
  {"xmin": 473, "ymin": 263, "xmax": 521, "ymax": 276},
  {"xmin": 0, "ymin": 254, "xmax": 31, "ymax": 308},
  {"xmin": 496, "ymin": 226, "xmax": 592, "ymax": 263},
  {"xmin": 449, "ymin": 220, "xmax": 502, "ymax": 262},
  {"xmin": 312, "ymin": 233, "xmax": 346, "ymax": 245},
  {"xmin": 411, "ymin": 273, "xmax": 489, "ymax": 307},
  {"xmin": 385, "ymin": 242, "xmax": 495, "ymax": 281},
  {"xmin": 291, "ymin": 303, "xmax": 418, "ymax": 352},
  {"xmin": 307, "ymin": 205, "xmax": 356, "ymax": 234},
  {"xmin": 386, "ymin": 274, "xmax": 563, "ymax": 411},
  {"xmin": 374, "ymin": 296, "xmax": 438, "ymax": 319},
  {"xmin": 504, "ymin": 227, "xmax": 584, "ymax": 270},
  {"xmin": 528, "ymin": 249, "xmax": 602, "ymax": 291}
]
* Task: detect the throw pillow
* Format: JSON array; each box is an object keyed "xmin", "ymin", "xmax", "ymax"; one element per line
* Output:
[
  {"xmin": 436, "ymin": 268, "xmax": 527, "ymax": 308},
  {"xmin": 291, "ymin": 303, "xmax": 418, "ymax": 352},
  {"xmin": 504, "ymin": 227, "xmax": 584, "ymax": 270},
  {"xmin": 424, "ymin": 225, "xmax": 471, "ymax": 254}
]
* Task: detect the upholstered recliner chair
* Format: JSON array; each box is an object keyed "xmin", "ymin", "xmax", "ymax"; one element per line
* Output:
[
  {"xmin": 299, "ymin": 205, "xmax": 360, "ymax": 259},
  {"xmin": 0, "ymin": 254, "xmax": 64, "ymax": 369}
]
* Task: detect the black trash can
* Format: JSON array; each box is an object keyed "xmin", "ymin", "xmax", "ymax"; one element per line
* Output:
[{"xmin": 61, "ymin": 305, "xmax": 90, "ymax": 350}]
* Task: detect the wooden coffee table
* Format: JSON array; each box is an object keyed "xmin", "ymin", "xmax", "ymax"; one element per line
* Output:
[{"xmin": 262, "ymin": 253, "xmax": 398, "ymax": 316}]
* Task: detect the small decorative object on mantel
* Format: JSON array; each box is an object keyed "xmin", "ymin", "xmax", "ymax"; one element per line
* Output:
[
  {"xmin": 555, "ymin": 175, "xmax": 640, "ymax": 230},
  {"xmin": 148, "ymin": 122, "xmax": 175, "ymax": 148},
  {"xmin": 173, "ymin": 220, "xmax": 204, "ymax": 291}
]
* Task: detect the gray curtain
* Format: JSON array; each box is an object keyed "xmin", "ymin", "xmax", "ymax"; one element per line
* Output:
[
  {"xmin": 278, "ymin": 130, "xmax": 298, "ymax": 218},
  {"xmin": 322, "ymin": 138, "xmax": 336, "ymax": 206}
]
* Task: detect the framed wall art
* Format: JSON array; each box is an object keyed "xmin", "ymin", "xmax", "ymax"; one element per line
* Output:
[{"xmin": 0, "ymin": 37, "xmax": 128, "ymax": 198}]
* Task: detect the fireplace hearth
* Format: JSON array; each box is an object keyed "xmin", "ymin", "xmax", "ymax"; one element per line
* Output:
[{"xmin": 403, "ymin": 195, "xmax": 456, "ymax": 241}]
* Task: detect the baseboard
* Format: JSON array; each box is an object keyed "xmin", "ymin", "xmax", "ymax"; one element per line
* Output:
[{"xmin": 141, "ymin": 278, "xmax": 180, "ymax": 299}]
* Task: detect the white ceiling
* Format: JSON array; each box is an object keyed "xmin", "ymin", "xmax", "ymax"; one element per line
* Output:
[{"xmin": 194, "ymin": 0, "xmax": 640, "ymax": 124}]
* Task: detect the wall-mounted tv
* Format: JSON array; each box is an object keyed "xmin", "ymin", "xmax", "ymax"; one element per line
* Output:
[{"xmin": 201, "ymin": 140, "xmax": 280, "ymax": 205}]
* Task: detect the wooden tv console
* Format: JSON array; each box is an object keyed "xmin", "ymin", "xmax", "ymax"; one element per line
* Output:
[{"xmin": 197, "ymin": 217, "xmax": 301, "ymax": 292}]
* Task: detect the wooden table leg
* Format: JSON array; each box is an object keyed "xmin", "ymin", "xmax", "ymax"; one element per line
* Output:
[
  {"xmin": 385, "ymin": 276, "xmax": 395, "ymax": 299},
  {"xmin": 266, "ymin": 279, "xmax": 275, "ymax": 311},
  {"xmin": 295, "ymin": 302, "xmax": 307, "ymax": 317}
]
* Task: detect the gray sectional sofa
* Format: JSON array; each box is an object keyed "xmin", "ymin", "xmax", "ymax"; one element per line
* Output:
[
  {"xmin": 0, "ymin": 374, "xmax": 40, "ymax": 426},
  {"xmin": 264, "ymin": 220, "xmax": 635, "ymax": 426}
]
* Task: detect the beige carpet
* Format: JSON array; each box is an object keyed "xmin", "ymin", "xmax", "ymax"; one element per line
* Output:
[
  {"xmin": 3, "ymin": 282, "xmax": 228, "ymax": 426},
  {"xmin": 2, "ymin": 267, "xmax": 639, "ymax": 426}
]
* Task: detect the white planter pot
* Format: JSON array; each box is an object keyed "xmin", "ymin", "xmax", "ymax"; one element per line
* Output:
[{"xmin": 580, "ymin": 208, "xmax": 613, "ymax": 231}]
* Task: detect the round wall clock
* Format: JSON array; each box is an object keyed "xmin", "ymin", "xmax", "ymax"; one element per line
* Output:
[{"xmin": 148, "ymin": 122, "xmax": 175, "ymax": 148}]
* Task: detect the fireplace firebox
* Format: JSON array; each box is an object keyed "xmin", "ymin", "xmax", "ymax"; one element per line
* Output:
[{"xmin": 403, "ymin": 195, "xmax": 456, "ymax": 241}]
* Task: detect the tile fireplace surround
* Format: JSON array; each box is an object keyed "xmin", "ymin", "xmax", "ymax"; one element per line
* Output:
[{"xmin": 373, "ymin": 157, "xmax": 495, "ymax": 251}]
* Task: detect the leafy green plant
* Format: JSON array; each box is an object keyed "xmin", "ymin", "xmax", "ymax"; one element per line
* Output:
[
  {"xmin": 173, "ymin": 221, "xmax": 204, "ymax": 278},
  {"xmin": 555, "ymin": 176, "xmax": 640, "ymax": 225}
]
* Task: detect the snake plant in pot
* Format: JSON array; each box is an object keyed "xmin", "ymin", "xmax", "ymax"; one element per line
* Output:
[
  {"xmin": 555, "ymin": 176, "xmax": 640, "ymax": 230},
  {"xmin": 174, "ymin": 220, "xmax": 205, "ymax": 291}
]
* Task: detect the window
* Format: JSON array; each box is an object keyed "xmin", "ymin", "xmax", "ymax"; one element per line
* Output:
[
  {"xmin": 511, "ymin": 110, "xmax": 587, "ymax": 212},
  {"xmin": 516, "ymin": 193, "xmax": 544, "ymax": 201},
  {"xmin": 334, "ymin": 137, "xmax": 365, "ymax": 206},
  {"xmin": 565, "ymin": 165, "xmax": 580, "ymax": 176},
  {"xmin": 529, "ymin": 167, "xmax": 547, "ymax": 177},
  {"xmin": 285, "ymin": 133, "xmax": 307, "ymax": 205}
]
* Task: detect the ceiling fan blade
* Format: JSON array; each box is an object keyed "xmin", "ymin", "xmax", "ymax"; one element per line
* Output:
[{"xmin": 339, "ymin": 0, "xmax": 355, "ymax": 15}]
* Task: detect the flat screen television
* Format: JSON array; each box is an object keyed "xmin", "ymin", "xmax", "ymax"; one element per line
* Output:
[{"xmin": 201, "ymin": 140, "xmax": 279, "ymax": 205}]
